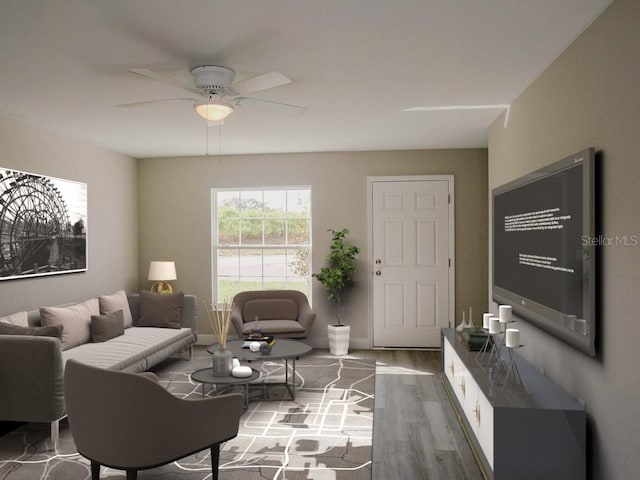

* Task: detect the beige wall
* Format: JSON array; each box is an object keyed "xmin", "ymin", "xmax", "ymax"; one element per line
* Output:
[
  {"xmin": 138, "ymin": 148, "xmax": 488, "ymax": 346},
  {"xmin": 488, "ymin": 0, "xmax": 640, "ymax": 478},
  {"xmin": 0, "ymin": 115, "xmax": 139, "ymax": 314}
]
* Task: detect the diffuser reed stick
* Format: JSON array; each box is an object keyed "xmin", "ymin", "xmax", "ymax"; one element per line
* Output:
[{"xmin": 204, "ymin": 299, "xmax": 233, "ymax": 348}]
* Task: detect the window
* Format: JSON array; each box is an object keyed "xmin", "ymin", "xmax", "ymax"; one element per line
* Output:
[{"xmin": 212, "ymin": 187, "xmax": 311, "ymax": 303}]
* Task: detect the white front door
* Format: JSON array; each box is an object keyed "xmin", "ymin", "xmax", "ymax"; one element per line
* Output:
[{"xmin": 370, "ymin": 177, "xmax": 454, "ymax": 348}]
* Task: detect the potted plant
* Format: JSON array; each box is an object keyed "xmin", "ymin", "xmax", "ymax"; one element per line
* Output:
[{"xmin": 313, "ymin": 228, "xmax": 360, "ymax": 355}]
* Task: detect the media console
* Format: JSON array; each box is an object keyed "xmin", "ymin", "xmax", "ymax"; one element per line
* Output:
[{"xmin": 441, "ymin": 329, "xmax": 586, "ymax": 480}]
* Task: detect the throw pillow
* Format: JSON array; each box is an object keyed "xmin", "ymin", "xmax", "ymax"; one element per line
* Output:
[
  {"xmin": 0, "ymin": 311, "xmax": 29, "ymax": 327},
  {"xmin": 138, "ymin": 290, "xmax": 183, "ymax": 329},
  {"xmin": 0, "ymin": 321, "xmax": 63, "ymax": 338},
  {"xmin": 91, "ymin": 309, "xmax": 125, "ymax": 342},
  {"xmin": 40, "ymin": 298, "xmax": 99, "ymax": 350},
  {"xmin": 98, "ymin": 290, "xmax": 133, "ymax": 328}
]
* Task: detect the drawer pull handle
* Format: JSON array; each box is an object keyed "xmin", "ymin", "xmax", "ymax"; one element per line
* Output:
[
  {"xmin": 474, "ymin": 403, "xmax": 481, "ymax": 424},
  {"xmin": 460, "ymin": 378, "xmax": 466, "ymax": 395}
]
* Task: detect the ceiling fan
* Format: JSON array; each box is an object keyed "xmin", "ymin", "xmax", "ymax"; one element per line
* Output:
[{"xmin": 116, "ymin": 65, "xmax": 307, "ymax": 120}]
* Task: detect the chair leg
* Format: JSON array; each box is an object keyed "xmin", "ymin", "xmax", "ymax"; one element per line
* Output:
[
  {"xmin": 90, "ymin": 460, "xmax": 100, "ymax": 480},
  {"xmin": 126, "ymin": 470, "xmax": 137, "ymax": 480},
  {"xmin": 211, "ymin": 444, "xmax": 220, "ymax": 480}
]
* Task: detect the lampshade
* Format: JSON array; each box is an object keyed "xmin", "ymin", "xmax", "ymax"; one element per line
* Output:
[
  {"xmin": 148, "ymin": 261, "xmax": 177, "ymax": 281},
  {"xmin": 194, "ymin": 95, "xmax": 234, "ymax": 121}
]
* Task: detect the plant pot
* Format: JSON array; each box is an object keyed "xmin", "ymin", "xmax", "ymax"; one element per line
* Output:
[{"xmin": 328, "ymin": 324, "xmax": 350, "ymax": 356}]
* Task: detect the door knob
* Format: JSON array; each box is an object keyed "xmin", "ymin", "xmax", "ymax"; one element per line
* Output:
[{"xmin": 375, "ymin": 259, "xmax": 382, "ymax": 264}]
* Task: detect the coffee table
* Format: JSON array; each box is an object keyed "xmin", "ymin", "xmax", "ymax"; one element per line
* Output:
[
  {"xmin": 190, "ymin": 367, "xmax": 260, "ymax": 409},
  {"xmin": 207, "ymin": 339, "xmax": 312, "ymax": 400}
]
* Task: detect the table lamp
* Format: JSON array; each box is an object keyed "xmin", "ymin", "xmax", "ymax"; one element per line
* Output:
[{"xmin": 148, "ymin": 261, "xmax": 177, "ymax": 294}]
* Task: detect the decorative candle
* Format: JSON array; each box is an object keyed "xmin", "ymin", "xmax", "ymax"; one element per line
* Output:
[
  {"xmin": 483, "ymin": 313, "xmax": 492, "ymax": 329},
  {"xmin": 489, "ymin": 317, "xmax": 501, "ymax": 334},
  {"xmin": 499, "ymin": 305, "xmax": 512, "ymax": 323},
  {"xmin": 506, "ymin": 328, "xmax": 520, "ymax": 348}
]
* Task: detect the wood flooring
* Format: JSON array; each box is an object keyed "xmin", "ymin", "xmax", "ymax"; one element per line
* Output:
[{"xmin": 351, "ymin": 349, "xmax": 485, "ymax": 480}]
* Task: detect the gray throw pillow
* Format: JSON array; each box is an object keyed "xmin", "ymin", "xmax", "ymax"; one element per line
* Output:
[
  {"xmin": 98, "ymin": 290, "xmax": 133, "ymax": 328},
  {"xmin": 138, "ymin": 290, "xmax": 183, "ymax": 329},
  {"xmin": 40, "ymin": 298, "xmax": 99, "ymax": 351},
  {"xmin": 91, "ymin": 309, "xmax": 125, "ymax": 342},
  {"xmin": 0, "ymin": 321, "xmax": 63, "ymax": 339}
]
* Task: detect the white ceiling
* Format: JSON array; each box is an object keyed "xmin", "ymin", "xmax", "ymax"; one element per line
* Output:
[{"xmin": 0, "ymin": 0, "xmax": 611, "ymax": 159}]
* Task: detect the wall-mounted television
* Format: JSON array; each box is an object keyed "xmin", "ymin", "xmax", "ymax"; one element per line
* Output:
[{"xmin": 492, "ymin": 148, "xmax": 596, "ymax": 356}]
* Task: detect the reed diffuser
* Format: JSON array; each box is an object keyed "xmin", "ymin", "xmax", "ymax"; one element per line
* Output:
[{"xmin": 204, "ymin": 300, "xmax": 234, "ymax": 376}]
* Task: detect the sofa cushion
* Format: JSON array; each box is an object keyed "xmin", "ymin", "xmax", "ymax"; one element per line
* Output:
[
  {"xmin": 40, "ymin": 298, "xmax": 99, "ymax": 350},
  {"xmin": 138, "ymin": 290, "xmax": 183, "ymax": 329},
  {"xmin": 0, "ymin": 311, "xmax": 29, "ymax": 327},
  {"xmin": 243, "ymin": 299, "xmax": 298, "ymax": 322},
  {"xmin": 0, "ymin": 321, "xmax": 63, "ymax": 338},
  {"xmin": 63, "ymin": 326, "xmax": 194, "ymax": 371},
  {"xmin": 239, "ymin": 319, "xmax": 306, "ymax": 335},
  {"xmin": 91, "ymin": 310, "xmax": 125, "ymax": 343},
  {"xmin": 99, "ymin": 290, "xmax": 133, "ymax": 328}
]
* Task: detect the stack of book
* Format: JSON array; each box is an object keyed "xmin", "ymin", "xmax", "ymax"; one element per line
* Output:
[{"xmin": 241, "ymin": 334, "xmax": 275, "ymax": 349}]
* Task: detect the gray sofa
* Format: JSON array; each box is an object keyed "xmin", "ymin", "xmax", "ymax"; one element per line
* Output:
[{"xmin": 0, "ymin": 291, "xmax": 197, "ymax": 449}]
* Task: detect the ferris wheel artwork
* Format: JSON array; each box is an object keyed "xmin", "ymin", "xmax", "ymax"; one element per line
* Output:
[{"xmin": 0, "ymin": 167, "xmax": 87, "ymax": 280}]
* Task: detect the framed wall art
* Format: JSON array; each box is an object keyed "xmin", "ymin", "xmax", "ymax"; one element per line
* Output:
[{"xmin": 0, "ymin": 168, "xmax": 87, "ymax": 280}]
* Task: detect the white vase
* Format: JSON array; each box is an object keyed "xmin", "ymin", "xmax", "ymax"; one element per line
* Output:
[
  {"xmin": 456, "ymin": 311, "xmax": 467, "ymax": 332},
  {"xmin": 328, "ymin": 324, "xmax": 350, "ymax": 355}
]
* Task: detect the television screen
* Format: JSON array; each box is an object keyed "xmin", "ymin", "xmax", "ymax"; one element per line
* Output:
[{"xmin": 492, "ymin": 148, "xmax": 596, "ymax": 356}]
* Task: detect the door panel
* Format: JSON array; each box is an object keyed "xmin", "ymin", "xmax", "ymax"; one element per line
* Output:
[
  {"xmin": 417, "ymin": 219, "xmax": 437, "ymax": 265},
  {"xmin": 417, "ymin": 281, "xmax": 437, "ymax": 328},
  {"xmin": 384, "ymin": 219, "xmax": 406, "ymax": 265},
  {"xmin": 384, "ymin": 281, "xmax": 406, "ymax": 328}
]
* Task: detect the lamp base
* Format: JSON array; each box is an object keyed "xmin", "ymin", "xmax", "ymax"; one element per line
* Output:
[{"xmin": 150, "ymin": 281, "xmax": 173, "ymax": 294}]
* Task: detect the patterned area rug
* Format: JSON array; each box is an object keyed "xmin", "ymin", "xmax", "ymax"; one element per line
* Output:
[{"xmin": 0, "ymin": 349, "xmax": 375, "ymax": 479}]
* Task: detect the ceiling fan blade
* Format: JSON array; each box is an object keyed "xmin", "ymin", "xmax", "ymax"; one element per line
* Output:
[
  {"xmin": 130, "ymin": 69, "xmax": 201, "ymax": 95},
  {"xmin": 231, "ymin": 71, "xmax": 291, "ymax": 96},
  {"xmin": 234, "ymin": 97, "xmax": 307, "ymax": 117},
  {"xmin": 115, "ymin": 97, "xmax": 198, "ymax": 108}
]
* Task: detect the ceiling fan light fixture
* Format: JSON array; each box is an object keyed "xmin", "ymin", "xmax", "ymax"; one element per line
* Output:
[{"xmin": 194, "ymin": 95, "xmax": 234, "ymax": 121}]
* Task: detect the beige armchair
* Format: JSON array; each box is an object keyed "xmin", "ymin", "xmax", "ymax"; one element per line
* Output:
[
  {"xmin": 64, "ymin": 359, "xmax": 243, "ymax": 480},
  {"xmin": 231, "ymin": 290, "xmax": 315, "ymax": 339}
]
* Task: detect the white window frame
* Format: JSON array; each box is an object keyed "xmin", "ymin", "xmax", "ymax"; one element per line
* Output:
[{"xmin": 211, "ymin": 186, "xmax": 312, "ymax": 303}]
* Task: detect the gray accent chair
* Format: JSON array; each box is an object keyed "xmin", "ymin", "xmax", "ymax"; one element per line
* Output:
[
  {"xmin": 231, "ymin": 290, "xmax": 316, "ymax": 339},
  {"xmin": 64, "ymin": 359, "xmax": 243, "ymax": 480}
]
